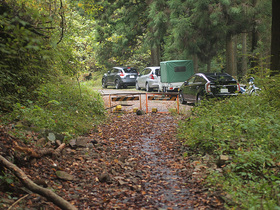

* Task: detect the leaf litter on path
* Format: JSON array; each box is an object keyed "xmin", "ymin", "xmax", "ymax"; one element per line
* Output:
[{"xmin": 0, "ymin": 113, "xmax": 224, "ymax": 209}]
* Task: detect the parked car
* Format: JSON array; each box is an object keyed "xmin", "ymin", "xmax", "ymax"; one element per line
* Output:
[
  {"xmin": 179, "ymin": 72, "xmax": 241, "ymax": 105},
  {"xmin": 135, "ymin": 66, "xmax": 160, "ymax": 92},
  {"xmin": 102, "ymin": 67, "xmax": 138, "ymax": 89}
]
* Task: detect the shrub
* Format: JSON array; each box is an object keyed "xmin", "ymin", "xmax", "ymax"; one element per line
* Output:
[
  {"xmin": 178, "ymin": 77, "xmax": 280, "ymax": 208},
  {"xmin": 9, "ymin": 76, "xmax": 105, "ymax": 139}
]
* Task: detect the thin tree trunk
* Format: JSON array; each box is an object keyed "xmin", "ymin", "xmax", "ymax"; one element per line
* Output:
[
  {"xmin": 207, "ymin": 60, "xmax": 211, "ymax": 72},
  {"xmin": 270, "ymin": 0, "xmax": 280, "ymax": 75},
  {"xmin": 151, "ymin": 45, "xmax": 160, "ymax": 66},
  {"xmin": 226, "ymin": 34, "xmax": 235, "ymax": 76},
  {"xmin": 192, "ymin": 54, "xmax": 199, "ymax": 73},
  {"xmin": 250, "ymin": 0, "xmax": 259, "ymax": 70},
  {"xmin": 241, "ymin": 32, "xmax": 248, "ymax": 77},
  {"xmin": 233, "ymin": 35, "xmax": 238, "ymax": 77}
]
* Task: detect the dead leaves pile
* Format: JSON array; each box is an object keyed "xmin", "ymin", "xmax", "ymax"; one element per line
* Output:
[{"xmin": 0, "ymin": 113, "xmax": 224, "ymax": 209}]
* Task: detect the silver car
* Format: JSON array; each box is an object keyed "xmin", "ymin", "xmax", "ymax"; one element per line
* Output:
[{"xmin": 135, "ymin": 67, "xmax": 160, "ymax": 92}]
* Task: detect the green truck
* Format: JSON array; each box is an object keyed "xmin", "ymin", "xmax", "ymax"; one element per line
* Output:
[{"xmin": 158, "ymin": 60, "xmax": 194, "ymax": 92}]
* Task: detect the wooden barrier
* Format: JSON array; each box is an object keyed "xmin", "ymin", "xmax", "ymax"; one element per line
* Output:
[
  {"xmin": 108, "ymin": 94, "xmax": 142, "ymax": 112},
  {"xmin": 146, "ymin": 93, "xmax": 179, "ymax": 114}
]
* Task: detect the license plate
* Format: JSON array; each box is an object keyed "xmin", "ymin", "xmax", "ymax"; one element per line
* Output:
[
  {"xmin": 130, "ymin": 75, "xmax": 135, "ymax": 78},
  {"xmin": 220, "ymin": 88, "xmax": 228, "ymax": 93}
]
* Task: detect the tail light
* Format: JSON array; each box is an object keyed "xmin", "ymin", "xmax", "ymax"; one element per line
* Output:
[
  {"xmin": 150, "ymin": 74, "xmax": 155, "ymax": 79},
  {"xmin": 205, "ymin": 82, "xmax": 211, "ymax": 93},
  {"xmin": 237, "ymin": 83, "xmax": 241, "ymax": 92},
  {"xmin": 119, "ymin": 72, "xmax": 125, "ymax": 77}
]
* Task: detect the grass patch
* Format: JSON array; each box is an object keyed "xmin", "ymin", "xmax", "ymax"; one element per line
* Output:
[
  {"xmin": 3, "ymin": 76, "xmax": 105, "ymax": 141},
  {"xmin": 177, "ymin": 78, "xmax": 280, "ymax": 209}
]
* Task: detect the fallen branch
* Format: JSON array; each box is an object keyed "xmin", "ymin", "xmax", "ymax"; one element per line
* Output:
[
  {"xmin": 8, "ymin": 194, "xmax": 30, "ymax": 210},
  {"xmin": 13, "ymin": 142, "xmax": 66, "ymax": 158},
  {"xmin": 0, "ymin": 155, "xmax": 77, "ymax": 210}
]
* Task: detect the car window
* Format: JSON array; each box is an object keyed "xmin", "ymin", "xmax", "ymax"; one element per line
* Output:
[
  {"xmin": 145, "ymin": 69, "xmax": 151, "ymax": 75},
  {"xmin": 155, "ymin": 69, "xmax": 159, "ymax": 76},
  {"xmin": 140, "ymin": 69, "xmax": 147, "ymax": 75},
  {"xmin": 187, "ymin": 76, "xmax": 196, "ymax": 85},
  {"xmin": 113, "ymin": 69, "xmax": 119, "ymax": 73},
  {"xmin": 123, "ymin": 68, "xmax": 137, "ymax": 73},
  {"xmin": 194, "ymin": 76, "xmax": 206, "ymax": 83},
  {"xmin": 206, "ymin": 74, "xmax": 235, "ymax": 82}
]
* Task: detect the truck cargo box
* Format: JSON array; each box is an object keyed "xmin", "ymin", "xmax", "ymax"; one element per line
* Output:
[{"xmin": 159, "ymin": 60, "xmax": 194, "ymax": 92}]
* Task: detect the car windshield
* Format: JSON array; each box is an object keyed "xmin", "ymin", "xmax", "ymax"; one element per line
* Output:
[
  {"xmin": 123, "ymin": 68, "xmax": 137, "ymax": 73},
  {"xmin": 205, "ymin": 74, "xmax": 236, "ymax": 82}
]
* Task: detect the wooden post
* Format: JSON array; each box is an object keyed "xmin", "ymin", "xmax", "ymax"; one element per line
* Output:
[{"xmin": 146, "ymin": 93, "xmax": 148, "ymax": 113}]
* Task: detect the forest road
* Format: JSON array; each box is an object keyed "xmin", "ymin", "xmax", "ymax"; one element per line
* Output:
[
  {"xmin": 59, "ymin": 89, "xmax": 224, "ymax": 209},
  {"xmin": 65, "ymin": 112, "xmax": 224, "ymax": 209}
]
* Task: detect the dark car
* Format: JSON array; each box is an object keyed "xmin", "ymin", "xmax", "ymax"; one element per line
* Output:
[
  {"xmin": 179, "ymin": 72, "xmax": 241, "ymax": 105},
  {"xmin": 102, "ymin": 67, "xmax": 138, "ymax": 89}
]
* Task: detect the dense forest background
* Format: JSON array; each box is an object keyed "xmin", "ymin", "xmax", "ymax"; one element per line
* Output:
[{"xmin": 0, "ymin": 0, "xmax": 280, "ymax": 113}]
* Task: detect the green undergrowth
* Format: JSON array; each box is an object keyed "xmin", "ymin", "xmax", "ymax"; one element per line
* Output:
[
  {"xmin": 3, "ymin": 76, "xmax": 105, "ymax": 141},
  {"xmin": 178, "ymin": 77, "xmax": 280, "ymax": 209}
]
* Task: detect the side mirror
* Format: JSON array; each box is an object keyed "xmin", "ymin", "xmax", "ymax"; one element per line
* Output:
[{"xmin": 107, "ymin": 71, "xmax": 111, "ymax": 74}]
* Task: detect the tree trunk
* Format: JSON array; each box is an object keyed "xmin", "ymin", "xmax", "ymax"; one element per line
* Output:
[
  {"xmin": 241, "ymin": 32, "xmax": 248, "ymax": 77},
  {"xmin": 233, "ymin": 35, "xmax": 238, "ymax": 77},
  {"xmin": 226, "ymin": 34, "xmax": 236, "ymax": 76},
  {"xmin": 151, "ymin": 45, "xmax": 160, "ymax": 66},
  {"xmin": 192, "ymin": 54, "xmax": 199, "ymax": 73},
  {"xmin": 250, "ymin": 0, "xmax": 259, "ymax": 70},
  {"xmin": 207, "ymin": 60, "xmax": 211, "ymax": 72},
  {"xmin": 270, "ymin": 0, "xmax": 280, "ymax": 75}
]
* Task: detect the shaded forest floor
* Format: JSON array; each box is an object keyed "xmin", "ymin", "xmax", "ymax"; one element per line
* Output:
[{"xmin": 0, "ymin": 113, "xmax": 225, "ymax": 209}]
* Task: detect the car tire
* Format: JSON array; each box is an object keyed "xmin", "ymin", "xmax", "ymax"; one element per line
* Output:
[
  {"xmin": 179, "ymin": 92, "xmax": 186, "ymax": 104},
  {"xmin": 115, "ymin": 79, "xmax": 121, "ymax": 89},
  {"xmin": 146, "ymin": 83, "xmax": 152, "ymax": 92},
  {"xmin": 102, "ymin": 79, "xmax": 107, "ymax": 88},
  {"xmin": 136, "ymin": 82, "xmax": 140, "ymax": 90}
]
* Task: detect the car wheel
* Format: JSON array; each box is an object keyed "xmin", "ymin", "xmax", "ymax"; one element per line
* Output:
[
  {"xmin": 102, "ymin": 79, "xmax": 107, "ymax": 88},
  {"xmin": 179, "ymin": 92, "xmax": 186, "ymax": 104},
  {"xmin": 146, "ymin": 83, "xmax": 152, "ymax": 92},
  {"xmin": 115, "ymin": 79, "xmax": 121, "ymax": 89},
  {"xmin": 136, "ymin": 82, "xmax": 140, "ymax": 90}
]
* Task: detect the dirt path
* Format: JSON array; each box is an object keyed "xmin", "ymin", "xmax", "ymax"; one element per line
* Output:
[
  {"xmin": 48, "ymin": 113, "xmax": 222, "ymax": 209},
  {"xmin": 0, "ymin": 111, "xmax": 224, "ymax": 209}
]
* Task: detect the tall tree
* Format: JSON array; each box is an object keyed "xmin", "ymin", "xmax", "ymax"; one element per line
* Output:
[
  {"xmin": 146, "ymin": 0, "xmax": 169, "ymax": 65},
  {"xmin": 270, "ymin": 0, "xmax": 280, "ymax": 75}
]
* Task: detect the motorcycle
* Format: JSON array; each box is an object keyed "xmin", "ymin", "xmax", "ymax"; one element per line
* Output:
[{"xmin": 240, "ymin": 77, "xmax": 261, "ymax": 96}]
